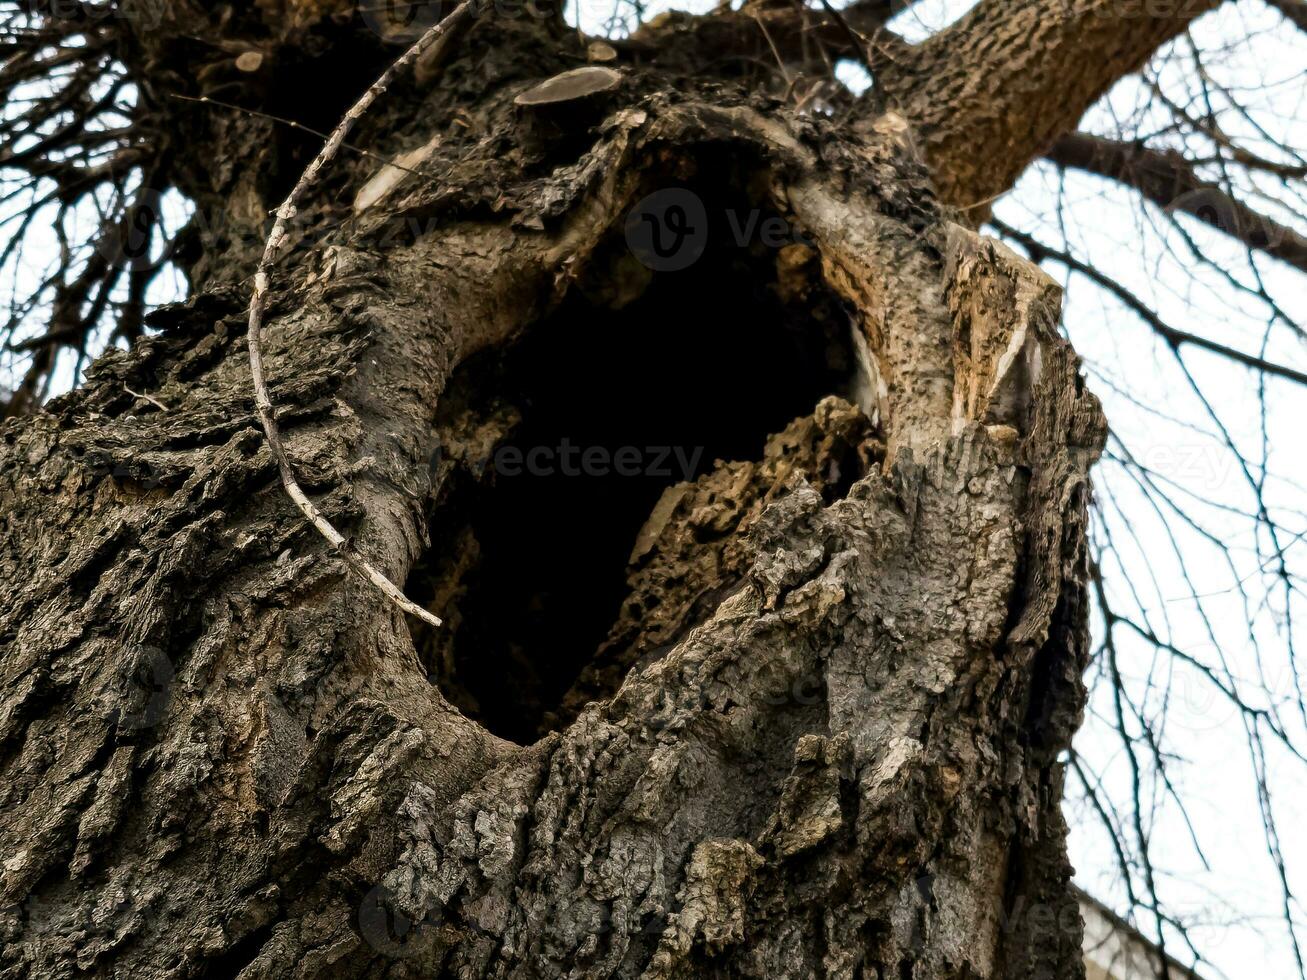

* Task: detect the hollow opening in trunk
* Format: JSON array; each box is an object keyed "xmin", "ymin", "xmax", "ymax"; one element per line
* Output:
[{"xmin": 406, "ymin": 179, "xmax": 871, "ymax": 744}]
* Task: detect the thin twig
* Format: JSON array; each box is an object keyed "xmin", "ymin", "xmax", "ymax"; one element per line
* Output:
[
  {"xmin": 246, "ymin": 0, "xmax": 478, "ymax": 629},
  {"xmin": 750, "ymin": 10, "xmax": 794, "ymax": 88},
  {"xmin": 123, "ymin": 385, "xmax": 168, "ymax": 411},
  {"xmin": 991, "ymin": 218, "xmax": 1307, "ymax": 388},
  {"xmin": 170, "ymin": 94, "xmax": 429, "ymax": 178},
  {"xmin": 816, "ymin": 0, "xmax": 873, "ymax": 76}
]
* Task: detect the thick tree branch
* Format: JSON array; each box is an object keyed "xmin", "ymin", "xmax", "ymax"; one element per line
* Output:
[
  {"xmin": 620, "ymin": 1, "xmax": 909, "ymax": 75},
  {"xmin": 1046, "ymin": 131, "xmax": 1307, "ymax": 274},
  {"xmin": 873, "ymin": 0, "xmax": 1221, "ymax": 211}
]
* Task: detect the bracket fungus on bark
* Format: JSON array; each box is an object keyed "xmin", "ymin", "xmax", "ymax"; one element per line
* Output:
[
  {"xmin": 587, "ymin": 41, "xmax": 619, "ymax": 63},
  {"xmin": 513, "ymin": 66, "xmax": 626, "ymax": 155},
  {"xmin": 513, "ymin": 66, "xmax": 623, "ymax": 107},
  {"xmin": 514, "ymin": 65, "xmax": 622, "ymax": 106}
]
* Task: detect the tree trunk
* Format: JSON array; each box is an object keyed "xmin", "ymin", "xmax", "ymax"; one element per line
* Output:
[{"xmin": 0, "ymin": 14, "xmax": 1105, "ymax": 979}]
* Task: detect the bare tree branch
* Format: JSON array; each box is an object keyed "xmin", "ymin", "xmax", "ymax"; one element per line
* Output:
[
  {"xmin": 991, "ymin": 217, "xmax": 1307, "ymax": 385},
  {"xmin": 1046, "ymin": 131, "xmax": 1307, "ymax": 274},
  {"xmin": 618, "ymin": 0, "xmax": 910, "ymax": 77}
]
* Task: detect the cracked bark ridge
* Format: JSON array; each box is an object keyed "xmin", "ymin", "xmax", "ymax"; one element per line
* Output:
[
  {"xmin": 0, "ymin": 72, "xmax": 1103, "ymax": 979},
  {"xmin": 556, "ymin": 398, "xmax": 883, "ymax": 733}
]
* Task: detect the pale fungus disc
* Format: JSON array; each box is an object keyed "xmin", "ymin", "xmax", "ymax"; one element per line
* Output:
[{"xmin": 514, "ymin": 66, "xmax": 622, "ymax": 107}]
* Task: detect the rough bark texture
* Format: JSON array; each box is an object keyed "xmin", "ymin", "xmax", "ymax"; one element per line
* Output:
[
  {"xmin": 0, "ymin": 8, "xmax": 1109, "ymax": 980},
  {"xmin": 873, "ymin": 0, "xmax": 1220, "ymax": 211}
]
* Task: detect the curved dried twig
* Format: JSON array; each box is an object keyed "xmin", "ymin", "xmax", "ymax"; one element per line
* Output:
[{"xmin": 246, "ymin": 0, "xmax": 478, "ymax": 629}]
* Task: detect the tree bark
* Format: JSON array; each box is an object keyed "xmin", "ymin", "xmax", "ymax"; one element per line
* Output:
[
  {"xmin": 0, "ymin": 13, "xmax": 1106, "ymax": 980},
  {"xmin": 873, "ymin": 0, "xmax": 1221, "ymax": 212}
]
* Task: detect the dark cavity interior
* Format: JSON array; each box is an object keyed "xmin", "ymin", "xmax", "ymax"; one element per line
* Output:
[{"xmin": 406, "ymin": 180, "xmax": 863, "ymax": 744}]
